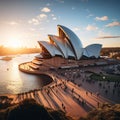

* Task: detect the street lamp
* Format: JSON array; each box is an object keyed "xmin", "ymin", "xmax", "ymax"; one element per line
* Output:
[
  {"xmin": 103, "ymin": 76, "xmax": 105, "ymax": 80},
  {"xmin": 103, "ymin": 76, "xmax": 106, "ymax": 89}
]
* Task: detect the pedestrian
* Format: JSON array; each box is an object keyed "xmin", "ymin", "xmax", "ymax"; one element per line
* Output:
[
  {"xmin": 78, "ymin": 94, "xmax": 81, "ymax": 98},
  {"xmin": 113, "ymin": 89, "xmax": 115, "ymax": 95},
  {"xmin": 105, "ymin": 90, "xmax": 108, "ymax": 94},
  {"xmin": 82, "ymin": 100, "xmax": 84, "ymax": 106},
  {"xmin": 96, "ymin": 92, "xmax": 100, "ymax": 97},
  {"xmin": 97, "ymin": 102, "xmax": 100, "ymax": 108},
  {"xmin": 71, "ymin": 88, "xmax": 74, "ymax": 93},
  {"xmin": 86, "ymin": 91, "xmax": 88, "ymax": 95},
  {"xmin": 63, "ymin": 105, "xmax": 66, "ymax": 112},
  {"xmin": 62, "ymin": 103, "xmax": 64, "ymax": 108}
]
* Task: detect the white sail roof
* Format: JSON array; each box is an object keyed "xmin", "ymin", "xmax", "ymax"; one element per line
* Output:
[
  {"xmin": 83, "ymin": 44, "xmax": 102, "ymax": 58},
  {"xmin": 37, "ymin": 25, "xmax": 102, "ymax": 60},
  {"xmin": 58, "ymin": 25, "xmax": 83, "ymax": 59},
  {"xmin": 48, "ymin": 35, "xmax": 75, "ymax": 58},
  {"xmin": 38, "ymin": 41, "xmax": 63, "ymax": 57}
]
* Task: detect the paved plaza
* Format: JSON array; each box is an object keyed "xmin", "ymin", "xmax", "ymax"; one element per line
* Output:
[{"xmin": 2, "ymin": 57, "xmax": 120, "ymax": 119}]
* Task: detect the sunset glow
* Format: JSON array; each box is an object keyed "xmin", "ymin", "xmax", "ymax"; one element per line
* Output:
[
  {"xmin": 0, "ymin": 1, "xmax": 120, "ymax": 120},
  {"xmin": 0, "ymin": 0, "xmax": 120, "ymax": 48},
  {"xmin": 7, "ymin": 40, "xmax": 22, "ymax": 48},
  {"xmin": 5, "ymin": 34, "xmax": 22, "ymax": 48}
]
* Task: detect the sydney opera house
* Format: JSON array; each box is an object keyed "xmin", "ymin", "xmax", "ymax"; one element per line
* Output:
[{"xmin": 36, "ymin": 25, "xmax": 102, "ymax": 60}]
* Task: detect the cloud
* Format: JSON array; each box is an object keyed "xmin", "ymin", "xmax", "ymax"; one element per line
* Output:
[
  {"xmin": 28, "ymin": 13, "xmax": 48, "ymax": 25},
  {"xmin": 73, "ymin": 27, "xmax": 80, "ymax": 31},
  {"xmin": 53, "ymin": 17, "xmax": 57, "ymax": 20},
  {"xmin": 38, "ymin": 14, "xmax": 47, "ymax": 19},
  {"xmin": 28, "ymin": 18, "xmax": 39, "ymax": 25},
  {"xmin": 72, "ymin": 7, "xmax": 75, "ymax": 10},
  {"xmin": 51, "ymin": 14, "xmax": 58, "ymax": 21},
  {"xmin": 87, "ymin": 14, "xmax": 94, "ymax": 18},
  {"xmin": 98, "ymin": 30, "xmax": 111, "ymax": 36},
  {"xmin": 51, "ymin": 14, "xmax": 55, "ymax": 17},
  {"xmin": 9, "ymin": 21, "xmax": 18, "ymax": 25},
  {"xmin": 86, "ymin": 25, "xmax": 98, "ymax": 31},
  {"xmin": 30, "ymin": 28, "xmax": 36, "ymax": 31},
  {"xmin": 41, "ymin": 7, "xmax": 51, "ymax": 12},
  {"xmin": 96, "ymin": 36, "xmax": 120, "ymax": 39},
  {"xmin": 106, "ymin": 21, "xmax": 120, "ymax": 27},
  {"xmin": 95, "ymin": 16, "xmax": 108, "ymax": 21}
]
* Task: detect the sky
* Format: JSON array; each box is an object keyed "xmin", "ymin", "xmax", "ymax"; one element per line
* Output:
[{"xmin": 0, "ymin": 0, "xmax": 120, "ymax": 48}]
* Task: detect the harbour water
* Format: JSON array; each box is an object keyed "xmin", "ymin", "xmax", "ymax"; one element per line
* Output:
[{"xmin": 0, "ymin": 54, "xmax": 52, "ymax": 94}]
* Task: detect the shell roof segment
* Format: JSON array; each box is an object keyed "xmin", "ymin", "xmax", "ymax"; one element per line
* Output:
[
  {"xmin": 83, "ymin": 44, "xmax": 102, "ymax": 58},
  {"xmin": 48, "ymin": 35, "xmax": 75, "ymax": 58},
  {"xmin": 38, "ymin": 41, "xmax": 63, "ymax": 57},
  {"xmin": 57, "ymin": 25, "xmax": 83, "ymax": 59},
  {"xmin": 37, "ymin": 25, "xmax": 102, "ymax": 60}
]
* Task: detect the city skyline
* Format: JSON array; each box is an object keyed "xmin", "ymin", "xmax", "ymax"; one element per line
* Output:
[{"xmin": 0, "ymin": 0, "xmax": 120, "ymax": 48}]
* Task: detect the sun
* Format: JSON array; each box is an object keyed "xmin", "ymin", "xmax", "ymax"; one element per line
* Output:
[
  {"xmin": 6, "ymin": 35, "xmax": 22, "ymax": 48},
  {"xmin": 3, "ymin": 29, "xmax": 24, "ymax": 48},
  {"xmin": 7, "ymin": 40, "xmax": 21, "ymax": 48}
]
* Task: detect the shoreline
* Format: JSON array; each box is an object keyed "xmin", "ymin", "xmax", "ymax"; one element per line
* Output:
[
  {"xmin": 0, "ymin": 58, "xmax": 120, "ymax": 119},
  {"xmin": 0, "ymin": 65, "xmax": 55, "ymax": 97}
]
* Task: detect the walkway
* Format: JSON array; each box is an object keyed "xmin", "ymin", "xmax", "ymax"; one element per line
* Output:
[{"xmin": 1, "ymin": 74, "xmax": 114, "ymax": 120}]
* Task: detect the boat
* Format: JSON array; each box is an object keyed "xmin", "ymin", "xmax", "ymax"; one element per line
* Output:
[{"xmin": 1, "ymin": 56, "xmax": 12, "ymax": 61}]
